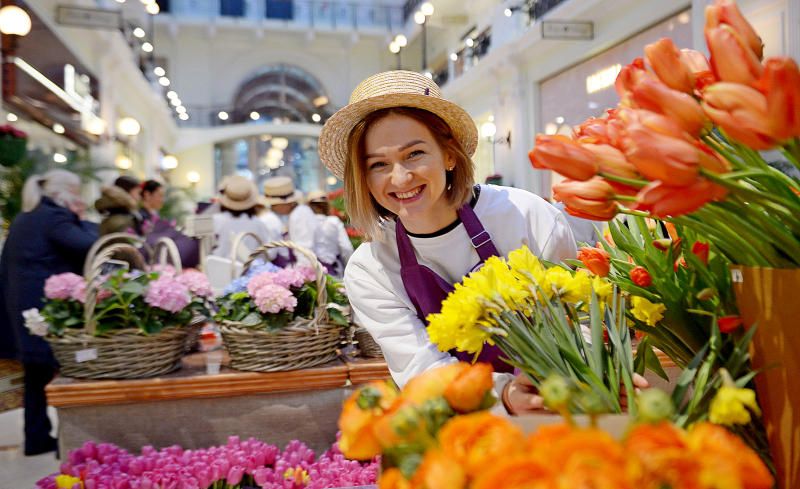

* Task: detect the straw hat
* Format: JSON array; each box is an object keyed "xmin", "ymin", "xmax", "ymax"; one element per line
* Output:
[
  {"xmin": 318, "ymin": 70, "xmax": 478, "ymax": 180},
  {"xmin": 219, "ymin": 175, "xmax": 259, "ymax": 211},
  {"xmin": 263, "ymin": 176, "xmax": 302, "ymax": 205},
  {"xmin": 306, "ymin": 189, "xmax": 328, "ymax": 203}
]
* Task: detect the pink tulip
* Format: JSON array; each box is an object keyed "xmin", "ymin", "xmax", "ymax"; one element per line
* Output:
[
  {"xmin": 226, "ymin": 466, "xmax": 245, "ymax": 486},
  {"xmin": 644, "ymin": 38, "xmax": 693, "ymax": 94},
  {"xmin": 702, "ymin": 82, "xmax": 777, "ymax": 149}
]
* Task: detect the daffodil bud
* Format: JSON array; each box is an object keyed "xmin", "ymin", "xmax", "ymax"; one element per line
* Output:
[
  {"xmin": 636, "ymin": 388, "xmax": 675, "ymax": 423},
  {"xmin": 541, "ymin": 375, "xmax": 572, "ymax": 410}
]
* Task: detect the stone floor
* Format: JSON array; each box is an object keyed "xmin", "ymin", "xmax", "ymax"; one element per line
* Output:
[{"xmin": 0, "ymin": 408, "xmax": 60, "ymax": 489}]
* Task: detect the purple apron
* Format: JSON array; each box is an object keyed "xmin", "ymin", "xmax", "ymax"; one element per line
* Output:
[{"xmin": 396, "ymin": 203, "xmax": 514, "ymax": 373}]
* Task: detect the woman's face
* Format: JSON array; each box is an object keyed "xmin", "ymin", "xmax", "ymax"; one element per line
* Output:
[
  {"xmin": 144, "ymin": 186, "xmax": 165, "ymax": 210},
  {"xmin": 363, "ymin": 114, "xmax": 456, "ymax": 233}
]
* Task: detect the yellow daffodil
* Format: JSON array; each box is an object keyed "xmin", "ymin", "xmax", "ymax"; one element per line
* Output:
[
  {"xmin": 563, "ymin": 270, "xmax": 593, "ymax": 304},
  {"xmin": 591, "ymin": 275, "xmax": 613, "ymax": 301},
  {"xmin": 543, "ymin": 266, "xmax": 572, "ymax": 299},
  {"xmin": 630, "ymin": 296, "xmax": 666, "ymax": 326},
  {"xmin": 507, "ymin": 245, "xmax": 546, "ymax": 286},
  {"xmin": 55, "ymin": 475, "xmax": 83, "ymax": 489},
  {"xmin": 709, "ymin": 386, "xmax": 761, "ymax": 426}
]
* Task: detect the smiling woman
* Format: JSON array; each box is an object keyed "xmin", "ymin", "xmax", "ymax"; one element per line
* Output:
[{"xmin": 317, "ymin": 71, "xmax": 578, "ymax": 415}]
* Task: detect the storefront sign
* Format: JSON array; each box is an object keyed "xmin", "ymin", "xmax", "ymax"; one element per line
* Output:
[
  {"xmin": 56, "ymin": 5, "xmax": 121, "ymax": 31},
  {"xmin": 585, "ymin": 64, "xmax": 622, "ymax": 94},
  {"xmin": 541, "ymin": 21, "xmax": 594, "ymax": 40}
]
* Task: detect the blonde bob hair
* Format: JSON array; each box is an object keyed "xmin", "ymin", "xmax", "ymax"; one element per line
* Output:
[{"xmin": 344, "ymin": 107, "xmax": 475, "ymax": 241}]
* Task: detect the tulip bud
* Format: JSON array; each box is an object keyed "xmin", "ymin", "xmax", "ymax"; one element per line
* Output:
[
  {"xmin": 630, "ymin": 78, "xmax": 708, "ymax": 136},
  {"xmin": 644, "ymin": 38, "xmax": 694, "ymax": 94},
  {"xmin": 552, "ymin": 178, "xmax": 619, "ymax": 221},
  {"xmin": 636, "ymin": 179, "xmax": 727, "ymax": 218},
  {"xmin": 577, "ymin": 246, "xmax": 611, "ymax": 277},
  {"xmin": 691, "ymin": 241, "xmax": 710, "ymax": 265},
  {"xmin": 629, "ymin": 266, "xmax": 652, "ymax": 287},
  {"xmin": 760, "ymin": 57, "xmax": 800, "ymax": 141},
  {"xmin": 705, "ymin": 25, "xmax": 763, "ymax": 85},
  {"xmin": 680, "ymin": 49, "xmax": 716, "ymax": 91},
  {"xmin": 702, "ymin": 82, "xmax": 777, "ymax": 150},
  {"xmin": 706, "ymin": 0, "xmax": 763, "ymax": 60},
  {"xmin": 582, "ymin": 143, "xmax": 640, "ymax": 180},
  {"xmin": 636, "ymin": 388, "xmax": 676, "ymax": 423},
  {"xmin": 696, "ymin": 288, "xmax": 717, "ymax": 300},
  {"xmin": 718, "ymin": 315, "xmax": 744, "ymax": 333},
  {"xmin": 529, "ymin": 134, "xmax": 599, "ymax": 181}
]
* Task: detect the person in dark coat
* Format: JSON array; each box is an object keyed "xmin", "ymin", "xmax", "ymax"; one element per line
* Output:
[{"xmin": 0, "ymin": 169, "xmax": 97, "ymax": 455}]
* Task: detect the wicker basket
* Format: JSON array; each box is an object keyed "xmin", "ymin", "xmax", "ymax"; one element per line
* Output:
[
  {"xmin": 219, "ymin": 241, "xmax": 344, "ymax": 372},
  {"xmin": 354, "ymin": 326, "xmax": 383, "ymax": 358},
  {"xmin": 46, "ymin": 235, "xmax": 193, "ymax": 379}
]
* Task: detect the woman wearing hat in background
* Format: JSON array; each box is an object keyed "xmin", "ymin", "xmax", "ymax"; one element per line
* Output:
[
  {"xmin": 211, "ymin": 175, "xmax": 277, "ymax": 259},
  {"xmin": 318, "ymin": 71, "xmax": 579, "ymax": 414},
  {"xmin": 261, "ymin": 176, "xmax": 317, "ymax": 265},
  {"xmin": 307, "ymin": 190, "xmax": 354, "ymax": 278}
]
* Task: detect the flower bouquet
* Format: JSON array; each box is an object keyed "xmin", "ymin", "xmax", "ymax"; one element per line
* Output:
[
  {"xmin": 0, "ymin": 124, "xmax": 27, "ymax": 167},
  {"xmin": 37, "ymin": 435, "xmax": 378, "ymax": 489},
  {"xmin": 32, "ymin": 266, "xmax": 212, "ymax": 379},
  {"xmin": 215, "ymin": 242, "xmax": 350, "ymax": 372}
]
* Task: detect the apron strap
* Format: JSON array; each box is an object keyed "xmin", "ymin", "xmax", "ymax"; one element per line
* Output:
[{"xmin": 457, "ymin": 203, "xmax": 500, "ymax": 262}]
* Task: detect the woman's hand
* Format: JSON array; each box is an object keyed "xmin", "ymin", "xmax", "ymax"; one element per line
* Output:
[{"xmin": 502, "ymin": 373, "xmax": 651, "ymax": 415}]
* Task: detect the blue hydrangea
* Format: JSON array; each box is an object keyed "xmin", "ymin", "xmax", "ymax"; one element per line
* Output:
[{"xmin": 222, "ymin": 259, "xmax": 281, "ymax": 295}]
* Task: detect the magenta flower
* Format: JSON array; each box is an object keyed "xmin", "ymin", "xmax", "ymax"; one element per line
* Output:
[
  {"xmin": 226, "ymin": 465, "xmax": 244, "ymax": 486},
  {"xmin": 44, "ymin": 273, "xmax": 85, "ymax": 300},
  {"xmin": 144, "ymin": 276, "xmax": 191, "ymax": 313}
]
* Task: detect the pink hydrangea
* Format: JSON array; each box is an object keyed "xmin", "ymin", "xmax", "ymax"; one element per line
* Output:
[
  {"xmin": 247, "ymin": 271, "xmax": 277, "ymax": 297},
  {"xmin": 296, "ymin": 266, "xmax": 317, "ymax": 283},
  {"xmin": 144, "ymin": 276, "xmax": 191, "ymax": 313},
  {"xmin": 272, "ymin": 268, "xmax": 309, "ymax": 289},
  {"xmin": 149, "ymin": 264, "xmax": 177, "ymax": 277},
  {"xmin": 44, "ymin": 273, "xmax": 85, "ymax": 301},
  {"xmin": 253, "ymin": 284, "xmax": 297, "ymax": 314},
  {"xmin": 177, "ymin": 269, "xmax": 213, "ymax": 298}
]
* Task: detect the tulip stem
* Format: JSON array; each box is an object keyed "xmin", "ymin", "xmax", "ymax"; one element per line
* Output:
[
  {"xmin": 781, "ymin": 139, "xmax": 800, "ymax": 171},
  {"xmin": 599, "ymin": 172, "xmax": 648, "ymax": 188},
  {"xmin": 613, "ymin": 195, "xmax": 638, "ymax": 202},
  {"xmin": 619, "ymin": 208, "xmax": 650, "ymax": 218},
  {"xmin": 700, "ymin": 168, "xmax": 800, "ymax": 220}
]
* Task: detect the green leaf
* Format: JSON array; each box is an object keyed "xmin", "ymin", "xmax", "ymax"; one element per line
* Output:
[
  {"xmin": 120, "ymin": 281, "xmax": 145, "ymax": 296},
  {"xmin": 241, "ymin": 312, "xmax": 262, "ymax": 327}
]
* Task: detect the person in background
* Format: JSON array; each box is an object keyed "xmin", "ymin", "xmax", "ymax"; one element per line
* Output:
[
  {"xmin": 139, "ymin": 180, "xmax": 165, "ymax": 222},
  {"xmin": 0, "ymin": 169, "xmax": 97, "ymax": 455},
  {"xmin": 113, "ymin": 175, "xmax": 142, "ymax": 203},
  {"xmin": 94, "ymin": 185, "xmax": 141, "ymax": 235},
  {"xmin": 262, "ymin": 176, "xmax": 317, "ymax": 265},
  {"xmin": 307, "ymin": 190, "xmax": 354, "ymax": 277},
  {"xmin": 211, "ymin": 176, "xmax": 273, "ymax": 259},
  {"xmin": 552, "ymin": 201, "xmax": 604, "ymax": 247}
]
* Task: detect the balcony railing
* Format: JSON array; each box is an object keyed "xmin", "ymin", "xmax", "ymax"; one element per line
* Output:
[{"xmin": 162, "ymin": 0, "xmax": 404, "ymax": 30}]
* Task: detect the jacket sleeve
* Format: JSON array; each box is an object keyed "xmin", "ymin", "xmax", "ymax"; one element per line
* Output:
[{"xmin": 46, "ymin": 208, "xmax": 98, "ymax": 257}]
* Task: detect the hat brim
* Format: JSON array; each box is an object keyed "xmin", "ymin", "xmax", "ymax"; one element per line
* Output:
[
  {"xmin": 220, "ymin": 194, "xmax": 259, "ymax": 211},
  {"xmin": 263, "ymin": 190, "xmax": 302, "ymax": 206},
  {"xmin": 318, "ymin": 93, "xmax": 478, "ymax": 180}
]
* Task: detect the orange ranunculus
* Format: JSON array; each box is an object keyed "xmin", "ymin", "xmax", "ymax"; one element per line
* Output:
[
  {"xmin": 635, "ymin": 178, "xmax": 728, "ymax": 218},
  {"xmin": 402, "ymin": 362, "xmax": 467, "ymax": 405},
  {"xmin": 629, "ymin": 266, "xmax": 652, "ymax": 287},
  {"xmin": 471, "ymin": 455, "xmax": 553, "ymax": 489},
  {"xmin": 702, "ymin": 82, "xmax": 777, "ymax": 150},
  {"xmin": 378, "ymin": 468, "xmax": 411, "ymax": 489},
  {"xmin": 680, "ymin": 48, "xmax": 717, "ymax": 91},
  {"xmin": 437, "ymin": 412, "xmax": 526, "ymax": 478},
  {"xmin": 526, "ymin": 423, "xmax": 573, "ymax": 454},
  {"xmin": 444, "ymin": 362, "xmax": 494, "ymax": 413},
  {"xmin": 582, "ymin": 143, "xmax": 640, "ymax": 180},
  {"xmin": 622, "ymin": 124, "xmax": 700, "ymax": 186},
  {"xmin": 338, "ymin": 381, "xmax": 399, "ymax": 460},
  {"xmin": 552, "ymin": 178, "xmax": 619, "ymax": 221},
  {"xmin": 409, "ymin": 449, "xmax": 467, "ymax": 489},
  {"xmin": 718, "ymin": 315, "xmax": 743, "ymax": 333},
  {"xmin": 687, "ymin": 423, "xmax": 774, "ymax": 489},
  {"xmin": 761, "ymin": 57, "xmax": 800, "ymax": 141},
  {"xmin": 706, "ymin": 0, "xmax": 763, "ymax": 60},
  {"xmin": 644, "ymin": 38, "xmax": 694, "ymax": 94},
  {"xmin": 545, "ymin": 428, "xmax": 631, "ymax": 489},
  {"xmin": 615, "ymin": 58, "xmax": 648, "ymax": 102},
  {"xmin": 629, "ymin": 76, "xmax": 708, "ymax": 137},
  {"xmin": 691, "ymin": 241, "xmax": 710, "ymax": 265},
  {"xmin": 705, "ymin": 24, "xmax": 763, "ymax": 86},
  {"xmin": 577, "ymin": 246, "xmax": 611, "ymax": 277},
  {"xmin": 529, "ymin": 135, "xmax": 598, "ymax": 181},
  {"xmin": 624, "ymin": 422, "xmax": 702, "ymax": 489}
]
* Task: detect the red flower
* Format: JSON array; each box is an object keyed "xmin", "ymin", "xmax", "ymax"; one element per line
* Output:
[
  {"xmin": 691, "ymin": 241, "xmax": 710, "ymax": 265},
  {"xmin": 577, "ymin": 246, "xmax": 611, "ymax": 277},
  {"xmin": 718, "ymin": 315, "xmax": 744, "ymax": 333},
  {"xmin": 630, "ymin": 266, "xmax": 652, "ymax": 287},
  {"xmin": 674, "ymin": 256, "xmax": 687, "ymax": 272}
]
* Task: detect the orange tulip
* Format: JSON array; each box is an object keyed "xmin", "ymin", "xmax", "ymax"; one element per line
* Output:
[
  {"xmin": 629, "ymin": 76, "xmax": 708, "ymax": 136},
  {"xmin": 573, "ymin": 116, "xmax": 622, "ymax": 147},
  {"xmin": 629, "ymin": 266, "xmax": 652, "ymax": 287},
  {"xmin": 409, "ymin": 449, "xmax": 467, "ymax": 489},
  {"xmin": 552, "ymin": 178, "xmax": 619, "ymax": 221},
  {"xmin": 443, "ymin": 362, "xmax": 494, "ymax": 413},
  {"xmin": 615, "ymin": 58, "xmax": 648, "ymax": 102},
  {"xmin": 760, "ymin": 57, "xmax": 800, "ymax": 141},
  {"xmin": 437, "ymin": 412, "xmax": 526, "ymax": 478},
  {"xmin": 529, "ymin": 134, "xmax": 598, "ymax": 181},
  {"xmin": 718, "ymin": 315, "xmax": 743, "ymax": 333},
  {"xmin": 644, "ymin": 38, "xmax": 694, "ymax": 94},
  {"xmin": 702, "ymin": 82, "xmax": 777, "ymax": 150},
  {"xmin": 622, "ymin": 124, "xmax": 700, "ymax": 186},
  {"xmin": 635, "ymin": 178, "xmax": 728, "ymax": 218},
  {"xmin": 691, "ymin": 241, "xmax": 710, "ymax": 265},
  {"xmin": 706, "ymin": 0, "xmax": 763, "ymax": 60},
  {"xmin": 705, "ymin": 24, "xmax": 763, "ymax": 86},
  {"xmin": 582, "ymin": 143, "xmax": 640, "ymax": 180},
  {"xmin": 471, "ymin": 455, "xmax": 553, "ymax": 489},
  {"xmin": 577, "ymin": 246, "xmax": 611, "ymax": 277},
  {"xmin": 680, "ymin": 48, "xmax": 717, "ymax": 91}
]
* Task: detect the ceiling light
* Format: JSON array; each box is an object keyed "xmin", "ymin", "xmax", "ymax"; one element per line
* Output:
[
  {"xmin": 176, "ymin": 106, "xmax": 187, "ymax": 114},
  {"xmin": 271, "ymin": 137, "xmax": 289, "ymax": 150},
  {"xmin": 414, "ymin": 11, "xmax": 426, "ymax": 24},
  {"xmin": 250, "ymin": 111, "xmax": 260, "ymax": 120},
  {"xmin": 389, "ymin": 41, "xmax": 400, "ymax": 54},
  {"xmin": 117, "ymin": 117, "xmax": 141, "ymax": 136},
  {"xmin": 142, "ymin": 42, "xmax": 154, "ymax": 53},
  {"xmin": 133, "ymin": 27, "xmax": 146, "ymax": 38},
  {"xmin": 162, "ymin": 154, "xmax": 178, "ymax": 170},
  {"xmin": 394, "ymin": 34, "xmax": 407, "ymax": 47},
  {"xmin": 313, "ymin": 95, "xmax": 328, "ymax": 107},
  {"xmin": 480, "ymin": 121, "xmax": 497, "ymax": 139},
  {"xmin": 504, "ymin": 8, "xmax": 512, "ymax": 17},
  {"xmin": 311, "ymin": 113, "xmax": 321, "ymax": 123},
  {"xmin": 166, "ymin": 90, "xmax": 177, "ymax": 99},
  {"xmin": 146, "ymin": 3, "xmax": 160, "ymax": 14},
  {"xmin": 449, "ymin": 52, "xmax": 457, "ymax": 61},
  {"xmin": 154, "ymin": 66, "xmax": 165, "ymax": 77},
  {"xmin": 170, "ymin": 97, "xmax": 181, "ymax": 106},
  {"xmin": 218, "ymin": 111, "xmax": 229, "ymax": 121},
  {"xmin": 86, "ymin": 117, "xmax": 106, "ymax": 135},
  {"xmin": 6, "ymin": 113, "xmax": 17, "ymax": 122},
  {"xmin": 178, "ymin": 113, "xmax": 189, "ymax": 121},
  {"xmin": 158, "ymin": 77, "xmax": 170, "ymax": 87},
  {"xmin": 420, "ymin": 2, "xmax": 434, "ymax": 16},
  {"xmin": 53, "ymin": 123, "xmax": 65, "ymax": 134},
  {"xmin": 53, "ymin": 153, "xmax": 67, "ymax": 163},
  {"xmin": 465, "ymin": 38, "xmax": 474, "ymax": 47},
  {"xmin": 0, "ymin": 6, "xmax": 32, "ymax": 36},
  {"xmin": 115, "ymin": 155, "xmax": 133, "ymax": 170},
  {"xmin": 187, "ymin": 171, "xmax": 200, "ymax": 183}
]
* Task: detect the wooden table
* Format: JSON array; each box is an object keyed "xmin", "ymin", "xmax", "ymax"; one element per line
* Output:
[{"xmin": 46, "ymin": 353, "xmax": 392, "ymax": 457}]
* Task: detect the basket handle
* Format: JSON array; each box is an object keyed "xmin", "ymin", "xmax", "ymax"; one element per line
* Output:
[
  {"xmin": 242, "ymin": 240, "xmax": 328, "ymax": 312},
  {"xmin": 82, "ymin": 233, "xmax": 144, "ymax": 278},
  {"xmin": 228, "ymin": 231, "xmax": 264, "ymax": 281},
  {"xmin": 83, "ymin": 242, "xmax": 147, "ymax": 336},
  {"xmin": 151, "ymin": 237, "xmax": 183, "ymax": 274}
]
